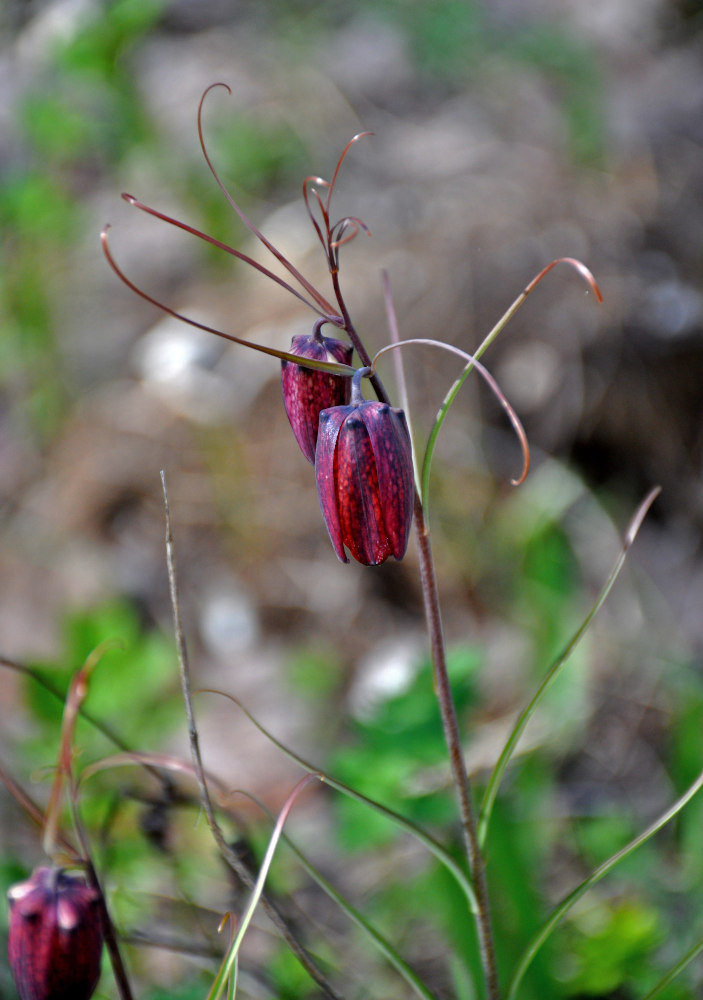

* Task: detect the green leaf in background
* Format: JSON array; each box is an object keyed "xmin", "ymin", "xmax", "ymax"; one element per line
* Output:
[
  {"xmin": 56, "ymin": 0, "xmax": 166, "ymax": 77},
  {"xmin": 141, "ymin": 981, "xmax": 210, "ymax": 1000},
  {"xmin": 330, "ymin": 646, "xmax": 481, "ymax": 850},
  {"xmin": 22, "ymin": 598, "xmax": 180, "ymax": 768},
  {"xmin": 287, "ymin": 644, "xmax": 344, "ymax": 701},
  {"xmin": 559, "ymin": 899, "xmax": 662, "ymax": 996},
  {"xmin": 0, "ymin": 170, "xmax": 77, "ymax": 244}
]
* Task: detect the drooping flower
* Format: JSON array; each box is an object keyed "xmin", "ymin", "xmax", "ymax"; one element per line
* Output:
[
  {"xmin": 315, "ymin": 372, "xmax": 414, "ymax": 565},
  {"xmin": 281, "ymin": 321, "xmax": 353, "ymax": 463},
  {"xmin": 7, "ymin": 866, "xmax": 103, "ymax": 1000}
]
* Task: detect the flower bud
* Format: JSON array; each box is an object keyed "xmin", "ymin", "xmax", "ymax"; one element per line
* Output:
[
  {"xmin": 281, "ymin": 325, "xmax": 353, "ymax": 463},
  {"xmin": 315, "ymin": 388, "xmax": 414, "ymax": 565},
  {"xmin": 7, "ymin": 866, "xmax": 103, "ymax": 1000}
]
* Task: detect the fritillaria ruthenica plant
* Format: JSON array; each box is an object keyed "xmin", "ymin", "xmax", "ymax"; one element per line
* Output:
[
  {"xmin": 7, "ymin": 867, "xmax": 103, "ymax": 1000},
  {"xmin": 100, "ymin": 84, "xmax": 547, "ymax": 567},
  {"xmin": 97, "ymin": 82, "xmax": 607, "ymax": 1000}
]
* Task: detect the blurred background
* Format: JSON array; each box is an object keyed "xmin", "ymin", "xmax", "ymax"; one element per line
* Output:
[{"xmin": 1, "ymin": 1, "xmax": 703, "ymax": 998}]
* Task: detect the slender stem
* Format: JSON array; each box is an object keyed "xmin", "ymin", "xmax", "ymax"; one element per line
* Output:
[
  {"xmin": 84, "ymin": 855, "xmax": 135, "ymax": 1000},
  {"xmin": 330, "ymin": 262, "xmax": 499, "ymax": 998},
  {"xmin": 640, "ymin": 935, "xmax": 703, "ymax": 999},
  {"xmin": 414, "ymin": 497, "xmax": 500, "ymax": 1000},
  {"xmin": 330, "ymin": 268, "xmax": 391, "ymax": 407}
]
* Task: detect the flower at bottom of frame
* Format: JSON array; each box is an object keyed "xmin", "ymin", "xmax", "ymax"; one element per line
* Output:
[{"xmin": 7, "ymin": 866, "xmax": 103, "ymax": 1000}]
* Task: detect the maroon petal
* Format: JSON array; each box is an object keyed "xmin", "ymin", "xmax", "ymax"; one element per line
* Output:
[
  {"xmin": 334, "ymin": 411, "xmax": 393, "ymax": 566},
  {"xmin": 281, "ymin": 332, "xmax": 352, "ymax": 463},
  {"xmin": 361, "ymin": 402, "xmax": 415, "ymax": 560},
  {"xmin": 316, "ymin": 405, "xmax": 352, "ymax": 562},
  {"xmin": 8, "ymin": 867, "xmax": 103, "ymax": 1000}
]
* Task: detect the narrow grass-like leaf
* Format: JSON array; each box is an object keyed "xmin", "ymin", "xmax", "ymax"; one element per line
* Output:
[
  {"xmin": 420, "ymin": 257, "xmax": 601, "ymax": 511},
  {"xmin": 288, "ymin": 835, "xmax": 440, "ymax": 1000},
  {"xmin": 640, "ymin": 935, "xmax": 703, "ymax": 999},
  {"xmin": 198, "ymin": 689, "xmax": 477, "ymax": 915},
  {"xmin": 478, "ymin": 486, "xmax": 661, "ymax": 847},
  {"xmin": 372, "ymin": 339, "xmax": 529, "ymax": 507},
  {"xmin": 287, "ymin": 835, "xmax": 440, "ymax": 1000},
  {"xmin": 227, "ymin": 785, "xmax": 442, "ymax": 1000},
  {"xmin": 207, "ymin": 774, "xmax": 320, "ymax": 1000},
  {"xmin": 507, "ymin": 764, "xmax": 703, "ymax": 999}
]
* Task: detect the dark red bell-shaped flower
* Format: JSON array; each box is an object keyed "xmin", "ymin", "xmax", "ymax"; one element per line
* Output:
[
  {"xmin": 7, "ymin": 866, "xmax": 103, "ymax": 1000},
  {"xmin": 315, "ymin": 373, "xmax": 414, "ymax": 565},
  {"xmin": 281, "ymin": 321, "xmax": 353, "ymax": 463}
]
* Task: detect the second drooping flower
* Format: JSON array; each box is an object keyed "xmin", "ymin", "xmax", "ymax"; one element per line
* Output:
[{"xmin": 315, "ymin": 369, "xmax": 415, "ymax": 566}]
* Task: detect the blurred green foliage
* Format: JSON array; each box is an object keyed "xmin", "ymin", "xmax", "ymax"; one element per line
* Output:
[
  {"xmin": 0, "ymin": 0, "xmax": 308, "ymax": 441},
  {"xmin": 330, "ymin": 646, "xmax": 481, "ymax": 850},
  {"xmin": 280, "ymin": 494, "xmax": 703, "ymax": 997},
  {"xmin": 0, "ymin": 0, "xmax": 167, "ymax": 432},
  {"xmin": 2, "ymin": 494, "xmax": 703, "ymax": 995},
  {"xmin": 23, "ymin": 599, "xmax": 180, "ymax": 767},
  {"xmin": 356, "ymin": 0, "xmax": 605, "ymax": 163}
]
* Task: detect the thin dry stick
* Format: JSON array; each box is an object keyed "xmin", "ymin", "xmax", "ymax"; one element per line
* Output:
[
  {"xmin": 160, "ymin": 472, "xmax": 344, "ymax": 1000},
  {"xmin": 83, "ymin": 848, "xmax": 135, "ymax": 1000}
]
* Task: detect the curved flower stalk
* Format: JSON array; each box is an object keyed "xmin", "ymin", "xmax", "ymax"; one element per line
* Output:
[{"xmin": 104, "ymin": 84, "xmax": 373, "ymax": 334}]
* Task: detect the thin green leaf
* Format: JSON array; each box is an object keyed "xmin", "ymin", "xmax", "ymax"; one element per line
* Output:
[
  {"xmin": 230, "ymin": 780, "xmax": 441, "ymax": 1000},
  {"xmin": 421, "ymin": 257, "xmax": 601, "ymax": 511},
  {"xmin": 478, "ymin": 486, "xmax": 661, "ymax": 847},
  {"xmin": 282, "ymin": 823, "xmax": 441, "ymax": 1000},
  {"xmin": 372, "ymin": 338, "xmax": 529, "ymax": 506},
  {"xmin": 207, "ymin": 774, "xmax": 320, "ymax": 1000},
  {"xmin": 640, "ymin": 935, "xmax": 703, "ymax": 999},
  {"xmin": 198, "ymin": 689, "xmax": 477, "ymax": 916},
  {"xmin": 217, "ymin": 785, "xmax": 443, "ymax": 1000},
  {"xmin": 507, "ymin": 764, "xmax": 703, "ymax": 999}
]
